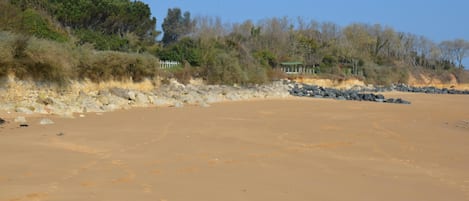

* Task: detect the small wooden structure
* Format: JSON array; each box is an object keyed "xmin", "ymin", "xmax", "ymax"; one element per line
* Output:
[
  {"xmin": 159, "ymin": 60, "xmax": 180, "ymax": 69},
  {"xmin": 279, "ymin": 62, "xmax": 316, "ymax": 74}
]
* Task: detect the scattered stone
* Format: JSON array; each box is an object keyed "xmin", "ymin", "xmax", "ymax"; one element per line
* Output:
[
  {"xmin": 200, "ymin": 102, "xmax": 211, "ymax": 108},
  {"xmin": 36, "ymin": 97, "xmax": 54, "ymax": 105},
  {"xmin": 101, "ymin": 104, "xmax": 120, "ymax": 112},
  {"xmin": 56, "ymin": 132, "xmax": 64, "ymax": 136},
  {"xmin": 152, "ymin": 97, "xmax": 172, "ymax": 106},
  {"xmin": 39, "ymin": 118, "xmax": 54, "ymax": 125},
  {"xmin": 135, "ymin": 92, "xmax": 150, "ymax": 105},
  {"xmin": 19, "ymin": 124, "xmax": 29, "ymax": 127},
  {"xmin": 174, "ymin": 102, "xmax": 184, "ymax": 108},
  {"xmin": 127, "ymin": 91, "xmax": 136, "ymax": 101},
  {"xmin": 33, "ymin": 105, "xmax": 49, "ymax": 114},
  {"xmin": 109, "ymin": 88, "xmax": 135, "ymax": 100},
  {"xmin": 0, "ymin": 118, "xmax": 5, "ymax": 125},
  {"xmin": 15, "ymin": 107, "xmax": 33, "ymax": 115},
  {"xmin": 14, "ymin": 116, "xmax": 27, "ymax": 123}
]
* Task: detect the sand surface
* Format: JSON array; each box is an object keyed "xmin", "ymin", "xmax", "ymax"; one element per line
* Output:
[{"xmin": 1, "ymin": 93, "xmax": 469, "ymax": 201}]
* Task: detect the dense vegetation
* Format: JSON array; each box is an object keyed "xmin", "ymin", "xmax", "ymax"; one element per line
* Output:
[
  {"xmin": 158, "ymin": 12, "xmax": 469, "ymax": 85},
  {"xmin": 0, "ymin": 0, "xmax": 468, "ymax": 86}
]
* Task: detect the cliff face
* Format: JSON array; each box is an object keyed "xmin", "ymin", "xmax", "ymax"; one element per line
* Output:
[
  {"xmin": 408, "ymin": 72, "xmax": 469, "ymax": 90},
  {"xmin": 294, "ymin": 70, "xmax": 469, "ymax": 90},
  {"xmin": 0, "ymin": 76, "xmax": 292, "ymax": 117}
]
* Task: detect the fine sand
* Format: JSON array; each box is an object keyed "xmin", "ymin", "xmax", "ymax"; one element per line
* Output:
[{"xmin": 1, "ymin": 92, "xmax": 469, "ymax": 201}]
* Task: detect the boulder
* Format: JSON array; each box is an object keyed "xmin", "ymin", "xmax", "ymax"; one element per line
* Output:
[
  {"xmin": 14, "ymin": 116, "xmax": 27, "ymax": 123},
  {"xmin": 101, "ymin": 104, "xmax": 121, "ymax": 112},
  {"xmin": 15, "ymin": 107, "xmax": 33, "ymax": 115},
  {"xmin": 134, "ymin": 92, "xmax": 150, "ymax": 105},
  {"xmin": 36, "ymin": 96, "xmax": 54, "ymax": 105},
  {"xmin": 174, "ymin": 102, "xmax": 184, "ymax": 108},
  {"xmin": 109, "ymin": 88, "xmax": 135, "ymax": 100},
  {"xmin": 39, "ymin": 118, "xmax": 54, "ymax": 125},
  {"xmin": 199, "ymin": 101, "xmax": 211, "ymax": 108}
]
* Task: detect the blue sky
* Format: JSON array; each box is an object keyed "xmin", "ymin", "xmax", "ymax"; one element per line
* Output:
[{"xmin": 143, "ymin": 0, "xmax": 469, "ymax": 66}]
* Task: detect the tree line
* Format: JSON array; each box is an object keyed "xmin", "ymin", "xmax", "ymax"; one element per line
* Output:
[{"xmin": 0, "ymin": 0, "xmax": 468, "ymax": 85}]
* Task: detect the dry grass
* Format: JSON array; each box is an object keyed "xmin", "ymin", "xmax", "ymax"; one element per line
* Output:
[{"xmin": 69, "ymin": 79, "xmax": 158, "ymax": 94}]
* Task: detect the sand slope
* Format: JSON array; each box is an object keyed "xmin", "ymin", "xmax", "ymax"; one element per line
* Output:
[{"xmin": 1, "ymin": 93, "xmax": 469, "ymax": 201}]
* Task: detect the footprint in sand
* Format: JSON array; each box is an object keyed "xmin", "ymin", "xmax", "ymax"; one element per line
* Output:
[
  {"xmin": 8, "ymin": 192, "xmax": 50, "ymax": 201},
  {"xmin": 456, "ymin": 120, "xmax": 469, "ymax": 129},
  {"xmin": 141, "ymin": 184, "xmax": 153, "ymax": 193},
  {"xmin": 80, "ymin": 181, "xmax": 97, "ymax": 188}
]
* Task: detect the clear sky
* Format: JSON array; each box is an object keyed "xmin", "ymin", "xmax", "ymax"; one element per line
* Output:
[{"xmin": 143, "ymin": 0, "xmax": 469, "ymax": 66}]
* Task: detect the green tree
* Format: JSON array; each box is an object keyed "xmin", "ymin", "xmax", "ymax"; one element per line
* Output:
[
  {"xmin": 157, "ymin": 37, "xmax": 201, "ymax": 66},
  {"xmin": 161, "ymin": 8, "xmax": 194, "ymax": 46}
]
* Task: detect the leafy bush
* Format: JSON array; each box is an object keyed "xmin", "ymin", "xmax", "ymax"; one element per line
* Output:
[
  {"xmin": 254, "ymin": 50, "xmax": 277, "ymax": 67},
  {"xmin": 157, "ymin": 37, "xmax": 202, "ymax": 66},
  {"xmin": 206, "ymin": 51, "xmax": 247, "ymax": 85},
  {"xmin": 18, "ymin": 37, "xmax": 76, "ymax": 84},
  {"xmin": 21, "ymin": 9, "xmax": 68, "ymax": 42},
  {"xmin": 75, "ymin": 29, "xmax": 128, "ymax": 51},
  {"xmin": 77, "ymin": 51, "xmax": 159, "ymax": 82},
  {"xmin": 0, "ymin": 32, "xmax": 16, "ymax": 76}
]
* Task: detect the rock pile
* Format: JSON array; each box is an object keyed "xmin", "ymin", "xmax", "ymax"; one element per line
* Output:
[
  {"xmin": 289, "ymin": 83, "xmax": 411, "ymax": 104},
  {"xmin": 0, "ymin": 80, "xmax": 292, "ymax": 117},
  {"xmin": 391, "ymin": 84, "xmax": 469, "ymax": 95}
]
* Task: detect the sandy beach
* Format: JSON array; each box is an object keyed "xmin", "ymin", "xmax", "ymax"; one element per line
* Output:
[{"xmin": 1, "ymin": 92, "xmax": 469, "ymax": 201}]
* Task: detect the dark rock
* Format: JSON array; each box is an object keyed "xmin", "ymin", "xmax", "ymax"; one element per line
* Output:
[
  {"xmin": 19, "ymin": 124, "xmax": 29, "ymax": 127},
  {"xmin": 288, "ymin": 83, "xmax": 411, "ymax": 104},
  {"xmin": 395, "ymin": 98, "xmax": 411, "ymax": 104},
  {"xmin": 390, "ymin": 83, "xmax": 469, "ymax": 95},
  {"xmin": 337, "ymin": 96, "xmax": 346, "ymax": 101},
  {"xmin": 0, "ymin": 118, "xmax": 5, "ymax": 125}
]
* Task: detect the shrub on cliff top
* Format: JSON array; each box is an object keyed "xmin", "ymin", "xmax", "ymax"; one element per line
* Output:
[{"xmin": 77, "ymin": 51, "xmax": 159, "ymax": 82}]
